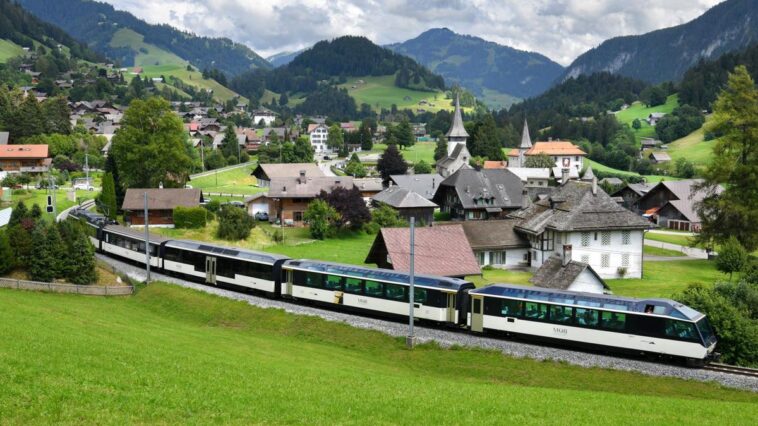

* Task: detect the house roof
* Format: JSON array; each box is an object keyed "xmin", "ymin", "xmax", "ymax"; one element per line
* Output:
[
  {"xmin": 581, "ymin": 165, "xmax": 595, "ymax": 181},
  {"xmin": 436, "ymin": 168, "xmax": 523, "ymax": 210},
  {"xmin": 436, "ymin": 143, "xmax": 471, "ymax": 171},
  {"xmin": 613, "ymin": 182, "xmax": 654, "ymax": 197},
  {"xmin": 122, "ymin": 188, "xmax": 202, "ymax": 211},
  {"xmin": 511, "ymin": 180, "xmax": 652, "ymax": 234},
  {"xmin": 389, "ymin": 173, "xmax": 444, "ymax": 200},
  {"xmin": 636, "ymin": 179, "xmax": 723, "ymax": 211},
  {"xmin": 649, "ymin": 152, "xmax": 671, "ymax": 161},
  {"xmin": 483, "ymin": 160, "xmax": 507, "ymax": 169},
  {"xmin": 456, "ymin": 219, "xmax": 529, "ymax": 250},
  {"xmin": 252, "ymin": 163, "xmax": 325, "ymax": 180},
  {"xmin": 520, "ymin": 119, "xmax": 532, "ymax": 149},
  {"xmin": 353, "ymin": 178, "xmax": 384, "ymax": 192},
  {"xmin": 365, "ymin": 225, "xmax": 481, "ymax": 277},
  {"xmin": 307, "ymin": 123, "xmax": 327, "ymax": 133},
  {"xmin": 505, "ymin": 167, "xmax": 551, "ymax": 181},
  {"xmin": 526, "ymin": 141, "xmax": 586, "ymax": 156},
  {"xmin": 372, "ymin": 187, "xmax": 438, "ymax": 209},
  {"xmin": 0, "ymin": 144, "xmax": 48, "ymax": 159},
  {"xmin": 244, "ymin": 192, "xmax": 268, "ymax": 203},
  {"xmin": 446, "ymin": 94, "xmax": 469, "ymax": 138},
  {"xmin": 267, "ymin": 176, "xmax": 354, "ymax": 198},
  {"xmin": 529, "ymin": 254, "xmax": 608, "ymax": 290}
]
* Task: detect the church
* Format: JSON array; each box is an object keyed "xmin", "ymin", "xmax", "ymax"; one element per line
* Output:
[{"xmin": 435, "ymin": 95, "xmax": 471, "ymax": 178}]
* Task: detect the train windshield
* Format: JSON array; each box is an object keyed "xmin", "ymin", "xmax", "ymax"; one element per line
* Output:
[{"xmin": 696, "ymin": 317, "xmax": 716, "ymax": 346}]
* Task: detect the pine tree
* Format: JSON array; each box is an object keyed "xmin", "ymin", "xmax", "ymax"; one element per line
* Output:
[
  {"xmin": 0, "ymin": 229, "xmax": 15, "ymax": 275},
  {"xmin": 29, "ymin": 203, "xmax": 42, "ymax": 219},
  {"xmin": 100, "ymin": 172, "xmax": 118, "ymax": 220},
  {"xmin": 46, "ymin": 222, "xmax": 67, "ymax": 280},
  {"xmin": 220, "ymin": 124, "xmax": 239, "ymax": 160},
  {"xmin": 104, "ymin": 153, "xmax": 125, "ymax": 210},
  {"xmin": 9, "ymin": 201, "xmax": 28, "ymax": 227},
  {"xmin": 434, "ymin": 136, "xmax": 448, "ymax": 161},
  {"xmin": 67, "ymin": 230, "xmax": 98, "ymax": 285},
  {"xmin": 29, "ymin": 223, "xmax": 54, "ymax": 282},
  {"xmin": 377, "ymin": 144, "xmax": 408, "ymax": 181},
  {"xmin": 395, "ymin": 117, "xmax": 415, "ymax": 148}
]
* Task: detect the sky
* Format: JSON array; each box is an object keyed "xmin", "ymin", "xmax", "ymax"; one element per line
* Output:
[{"xmin": 101, "ymin": 0, "xmax": 724, "ymax": 65}]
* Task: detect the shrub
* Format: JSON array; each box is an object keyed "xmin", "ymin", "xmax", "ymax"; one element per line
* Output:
[
  {"xmin": 216, "ymin": 205, "xmax": 254, "ymax": 240},
  {"xmin": 272, "ymin": 229, "xmax": 284, "ymax": 243},
  {"xmin": 173, "ymin": 206, "xmax": 208, "ymax": 229},
  {"xmin": 304, "ymin": 199, "xmax": 339, "ymax": 240},
  {"xmin": 434, "ymin": 211, "xmax": 451, "ymax": 221},
  {"xmin": 371, "ymin": 204, "xmax": 406, "ymax": 228},
  {"xmin": 205, "ymin": 199, "xmax": 221, "ymax": 213}
]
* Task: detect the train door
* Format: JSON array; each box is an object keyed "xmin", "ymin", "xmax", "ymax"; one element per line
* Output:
[
  {"xmin": 205, "ymin": 256, "xmax": 217, "ymax": 285},
  {"xmin": 471, "ymin": 295, "xmax": 484, "ymax": 332},
  {"xmin": 446, "ymin": 293, "xmax": 457, "ymax": 323},
  {"xmin": 284, "ymin": 269, "xmax": 293, "ymax": 296}
]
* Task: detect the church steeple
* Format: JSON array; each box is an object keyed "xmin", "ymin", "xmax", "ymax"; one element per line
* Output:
[
  {"xmin": 518, "ymin": 118, "xmax": 532, "ymax": 167},
  {"xmin": 446, "ymin": 94, "xmax": 469, "ymax": 154}
]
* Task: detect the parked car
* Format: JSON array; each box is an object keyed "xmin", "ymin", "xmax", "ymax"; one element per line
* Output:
[
  {"xmin": 223, "ymin": 201, "xmax": 245, "ymax": 209},
  {"xmin": 73, "ymin": 182, "xmax": 95, "ymax": 191},
  {"xmin": 254, "ymin": 211, "xmax": 269, "ymax": 221}
]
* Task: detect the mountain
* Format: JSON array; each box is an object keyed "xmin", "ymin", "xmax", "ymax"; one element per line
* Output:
[
  {"xmin": 387, "ymin": 28, "xmax": 564, "ymax": 108},
  {"xmin": 267, "ymin": 49, "xmax": 305, "ymax": 68},
  {"xmin": 0, "ymin": 0, "xmax": 101, "ymax": 62},
  {"xmin": 563, "ymin": 0, "xmax": 758, "ymax": 84},
  {"xmin": 16, "ymin": 0, "xmax": 271, "ymax": 76}
]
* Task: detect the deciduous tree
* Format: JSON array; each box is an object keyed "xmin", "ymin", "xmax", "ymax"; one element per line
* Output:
[
  {"xmin": 377, "ymin": 144, "xmax": 408, "ymax": 182},
  {"xmin": 304, "ymin": 199, "xmax": 340, "ymax": 240},
  {"xmin": 524, "ymin": 153, "xmax": 555, "ymax": 168},
  {"xmin": 320, "ymin": 186, "xmax": 371, "ymax": 230},
  {"xmin": 716, "ymin": 237, "xmax": 748, "ymax": 281}
]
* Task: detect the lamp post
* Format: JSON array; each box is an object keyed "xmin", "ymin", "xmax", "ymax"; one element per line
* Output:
[
  {"xmin": 407, "ymin": 216, "xmax": 416, "ymax": 349},
  {"xmin": 144, "ymin": 191, "xmax": 151, "ymax": 283}
]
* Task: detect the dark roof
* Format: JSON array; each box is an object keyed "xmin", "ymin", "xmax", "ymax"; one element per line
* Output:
[
  {"xmin": 529, "ymin": 255, "xmax": 608, "ymax": 290},
  {"xmin": 267, "ymin": 176, "xmax": 354, "ymax": 198},
  {"xmin": 372, "ymin": 187, "xmax": 438, "ymax": 209},
  {"xmin": 511, "ymin": 181, "xmax": 652, "ymax": 234},
  {"xmin": 365, "ymin": 226, "xmax": 481, "ymax": 277},
  {"xmin": 456, "ymin": 220, "xmax": 529, "ymax": 249},
  {"xmin": 446, "ymin": 95, "xmax": 469, "ymax": 138},
  {"xmin": 252, "ymin": 163, "xmax": 324, "ymax": 180},
  {"xmin": 122, "ymin": 188, "xmax": 202, "ymax": 211},
  {"xmin": 435, "ymin": 168, "xmax": 523, "ymax": 210},
  {"xmin": 353, "ymin": 178, "xmax": 384, "ymax": 192},
  {"xmin": 469, "ymin": 283, "xmax": 705, "ymax": 321},
  {"xmin": 635, "ymin": 179, "xmax": 724, "ymax": 211},
  {"xmin": 613, "ymin": 182, "xmax": 654, "ymax": 197},
  {"xmin": 436, "ymin": 143, "xmax": 470, "ymax": 169},
  {"xmin": 165, "ymin": 240, "xmax": 289, "ymax": 264},
  {"xmin": 390, "ymin": 173, "xmax": 444, "ymax": 200},
  {"xmin": 649, "ymin": 152, "xmax": 671, "ymax": 161}
]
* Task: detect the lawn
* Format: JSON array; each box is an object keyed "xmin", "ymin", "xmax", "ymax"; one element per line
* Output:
[
  {"xmin": 615, "ymin": 95, "xmax": 679, "ymax": 143},
  {"xmin": 0, "ymin": 39, "xmax": 24, "ymax": 62},
  {"xmin": 587, "ymin": 159, "xmax": 673, "ymax": 183},
  {"xmin": 644, "ymin": 245, "xmax": 686, "ymax": 257},
  {"xmin": 337, "ymin": 75, "xmax": 467, "ymax": 113},
  {"xmin": 370, "ymin": 142, "xmax": 437, "ymax": 164},
  {"xmin": 190, "ymin": 162, "xmax": 264, "ymax": 195},
  {"xmin": 646, "ymin": 232, "xmax": 698, "ymax": 247},
  {"xmin": 1, "ymin": 284, "xmax": 755, "ymax": 423},
  {"xmin": 667, "ymin": 116, "xmax": 716, "ymax": 167},
  {"xmin": 3, "ymin": 188, "xmax": 97, "ymax": 219},
  {"xmin": 467, "ymin": 267, "xmax": 533, "ymax": 287},
  {"xmin": 607, "ymin": 260, "xmax": 725, "ymax": 298}
]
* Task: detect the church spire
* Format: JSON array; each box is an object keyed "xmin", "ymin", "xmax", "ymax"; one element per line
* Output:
[
  {"xmin": 520, "ymin": 118, "xmax": 532, "ymax": 149},
  {"xmin": 446, "ymin": 94, "xmax": 469, "ymax": 140}
]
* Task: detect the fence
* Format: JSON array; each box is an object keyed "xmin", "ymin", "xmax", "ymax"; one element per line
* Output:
[{"xmin": 0, "ymin": 278, "xmax": 134, "ymax": 296}]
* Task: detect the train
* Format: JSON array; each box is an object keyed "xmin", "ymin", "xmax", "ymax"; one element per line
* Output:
[{"xmin": 73, "ymin": 209, "xmax": 718, "ymax": 366}]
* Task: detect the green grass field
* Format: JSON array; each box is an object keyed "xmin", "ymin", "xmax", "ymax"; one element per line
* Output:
[
  {"xmin": 110, "ymin": 28, "xmax": 244, "ymax": 103},
  {"xmin": 644, "ymin": 245, "xmax": 686, "ymax": 257},
  {"xmin": 667, "ymin": 116, "xmax": 716, "ymax": 167},
  {"xmin": 0, "ymin": 39, "xmax": 24, "ymax": 62},
  {"xmin": 369, "ymin": 142, "xmax": 437, "ymax": 164},
  {"xmin": 646, "ymin": 233, "xmax": 697, "ymax": 247},
  {"xmin": 3, "ymin": 188, "xmax": 97, "ymax": 219},
  {"xmin": 615, "ymin": 95, "xmax": 679, "ymax": 143},
  {"xmin": 190, "ymin": 163, "xmax": 264, "ymax": 195},
  {"xmin": 338, "ymin": 75, "xmax": 468, "ymax": 113},
  {"xmin": 587, "ymin": 159, "xmax": 673, "ymax": 183},
  {"xmin": 1, "ymin": 284, "xmax": 755, "ymax": 423},
  {"xmin": 607, "ymin": 260, "xmax": 725, "ymax": 298}
]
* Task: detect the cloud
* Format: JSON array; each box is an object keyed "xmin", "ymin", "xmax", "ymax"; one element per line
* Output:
[{"xmin": 101, "ymin": 0, "xmax": 724, "ymax": 65}]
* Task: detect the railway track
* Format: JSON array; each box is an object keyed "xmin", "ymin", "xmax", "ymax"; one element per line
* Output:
[{"xmin": 703, "ymin": 363, "xmax": 758, "ymax": 378}]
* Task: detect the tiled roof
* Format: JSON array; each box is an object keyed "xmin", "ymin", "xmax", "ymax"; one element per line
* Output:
[
  {"xmin": 366, "ymin": 225, "xmax": 481, "ymax": 277},
  {"xmin": 0, "ymin": 144, "xmax": 48, "ymax": 159},
  {"xmin": 267, "ymin": 176, "xmax": 354, "ymax": 198},
  {"xmin": 527, "ymin": 141, "xmax": 586, "ymax": 156},
  {"xmin": 435, "ymin": 168, "xmax": 523, "ymax": 210},
  {"xmin": 372, "ymin": 187, "xmax": 438, "ymax": 208},
  {"xmin": 483, "ymin": 160, "xmax": 507, "ymax": 169},
  {"xmin": 456, "ymin": 219, "xmax": 529, "ymax": 249},
  {"xmin": 353, "ymin": 178, "xmax": 384, "ymax": 192},
  {"xmin": 122, "ymin": 188, "xmax": 202, "ymax": 211}
]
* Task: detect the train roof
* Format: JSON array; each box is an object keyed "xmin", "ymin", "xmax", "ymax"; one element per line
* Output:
[
  {"xmin": 470, "ymin": 283, "xmax": 705, "ymax": 321},
  {"xmin": 283, "ymin": 259, "xmax": 472, "ymax": 291},
  {"xmin": 72, "ymin": 209, "xmax": 107, "ymax": 225},
  {"xmin": 104, "ymin": 225, "xmax": 169, "ymax": 243},
  {"xmin": 165, "ymin": 239, "xmax": 289, "ymax": 264}
]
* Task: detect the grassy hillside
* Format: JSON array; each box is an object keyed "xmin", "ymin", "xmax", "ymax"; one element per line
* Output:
[
  {"xmin": 0, "ymin": 39, "xmax": 24, "ymax": 62},
  {"xmin": 587, "ymin": 159, "xmax": 674, "ymax": 183},
  {"xmin": 615, "ymin": 94, "xmax": 679, "ymax": 142},
  {"xmin": 337, "ymin": 75, "xmax": 467, "ymax": 113},
  {"xmin": 1, "ymin": 284, "xmax": 755, "ymax": 423},
  {"xmin": 667, "ymin": 116, "xmax": 717, "ymax": 167},
  {"xmin": 110, "ymin": 28, "xmax": 244, "ymax": 103}
]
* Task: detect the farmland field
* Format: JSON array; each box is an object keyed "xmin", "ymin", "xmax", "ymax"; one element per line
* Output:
[
  {"xmin": 0, "ymin": 284, "xmax": 755, "ymax": 423},
  {"xmin": 615, "ymin": 95, "xmax": 679, "ymax": 143},
  {"xmin": 667, "ymin": 116, "xmax": 716, "ymax": 168},
  {"xmin": 337, "ymin": 75, "xmax": 469, "ymax": 113},
  {"xmin": 0, "ymin": 39, "xmax": 24, "ymax": 62}
]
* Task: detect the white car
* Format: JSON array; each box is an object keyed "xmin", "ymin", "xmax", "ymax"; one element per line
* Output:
[{"xmin": 73, "ymin": 182, "xmax": 95, "ymax": 191}]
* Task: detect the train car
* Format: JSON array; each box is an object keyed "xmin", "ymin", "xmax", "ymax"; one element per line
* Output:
[
  {"xmin": 69, "ymin": 209, "xmax": 108, "ymax": 248},
  {"xmin": 101, "ymin": 225, "xmax": 166, "ymax": 269},
  {"xmin": 281, "ymin": 260, "xmax": 475, "ymax": 325},
  {"xmin": 468, "ymin": 284, "xmax": 717, "ymax": 364},
  {"xmin": 162, "ymin": 240, "xmax": 289, "ymax": 294}
]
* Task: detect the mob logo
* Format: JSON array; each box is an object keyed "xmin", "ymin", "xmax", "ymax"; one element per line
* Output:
[{"xmin": 553, "ymin": 327, "xmax": 568, "ymax": 335}]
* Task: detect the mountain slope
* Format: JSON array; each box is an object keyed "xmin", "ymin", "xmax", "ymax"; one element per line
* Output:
[
  {"xmin": 267, "ymin": 49, "xmax": 305, "ymax": 68},
  {"xmin": 563, "ymin": 0, "xmax": 758, "ymax": 83},
  {"xmin": 387, "ymin": 28, "xmax": 564, "ymax": 108},
  {"xmin": 16, "ymin": 0, "xmax": 271, "ymax": 76}
]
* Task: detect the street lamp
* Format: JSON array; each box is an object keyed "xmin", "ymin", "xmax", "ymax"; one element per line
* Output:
[{"xmin": 407, "ymin": 216, "xmax": 416, "ymax": 349}]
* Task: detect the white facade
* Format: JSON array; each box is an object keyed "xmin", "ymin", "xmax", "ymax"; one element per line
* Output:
[
  {"xmin": 309, "ymin": 125, "xmax": 331, "ymax": 154},
  {"xmin": 474, "ymin": 248, "xmax": 530, "ymax": 268},
  {"xmin": 551, "ymin": 155, "xmax": 584, "ymax": 171},
  {"xmin": 566, "ymin": 269, "xmax": 606, "ymax": 293},
  {"xmin": 528, "ymin": 230, "xmax": 644, "ymax": 279},
  {"xmin": 253, "ymin": 113, "xmax": 276, "ymax": 127}
]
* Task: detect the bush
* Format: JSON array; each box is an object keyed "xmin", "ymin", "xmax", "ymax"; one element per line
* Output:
[
  {"xmin": 272, "ymin": 229, "xmax": 284, "ymax": 243},
  {"xmin": 205, "ymin": 199, "xmax": 221, "ymax": 213},
  {"xmin": 434, "ymin": 211, "xmax": 451, "ymax": 221},
  {"xmin": 216, "ymin": 205, "xmax": 254, "ymax": 240},
  {"xmin": 173, "ymin": 206, "xmax": 207, "ymax": 229}
]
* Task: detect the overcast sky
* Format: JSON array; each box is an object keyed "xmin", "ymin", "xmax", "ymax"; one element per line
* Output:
[{"xmin": 102, "ymin": 0, "xmax": 723, "ymax": 65}]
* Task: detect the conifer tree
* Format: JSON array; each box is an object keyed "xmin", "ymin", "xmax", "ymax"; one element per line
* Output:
[
  {"xmin": 9, "ymin": 201, "xmax": 28, "ymax": 227},
  {"xmin": 68, "ymin": 230, "xmax": 98, "ymax": 285},
  {"xmin": 0, "ymin": 229, "xmax": 14, "ymax": 275},
  {"xmin": 29, "ymin": 203, "xmax": 42, "ymax": 219},
  {"xmin": 29, "ymin": 223, "xmax": 54, "ymax": 282},
  {"xmin": 377, "ymin": 144, "xmax": 408, "ymax": 181},
  {"xmin": 434, "ymin": 136, "xmax": 448, "ymax": 161},
  {"xmin": 100, "ymin": 172, "xmax": 118, "ymax": 220}
]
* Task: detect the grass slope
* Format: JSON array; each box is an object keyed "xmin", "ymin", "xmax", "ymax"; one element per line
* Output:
[
  {"xmin": 0, "ymin": 284, "xmax": 755, "ymax": 423},
  {"xmin": 587, "ymin": 159, "xmax": 673, "ymax": 183},
  {"xmin": 337, "ymin": 75, "xmax": 467, "ymax": 113},
  {"xmin": 110, "ymin": 28, "xmax": 244, "ymax": 103},
  {"xmin": 606, "ymin": 260, "xmax": 725, "ymax": 298},
  {"xmin": 644, "ymin": 245, "xmax": 686, "ymax": 257},
  {"xmin": 667, "ymin": 116, "xmax": 717, "ymax": 167},
  {"xmin": 0, "ymin": 39, "xmax": 24, "ymax": 62},
  {"xmin": 615, "ymin": 95, "xmax": 679, "ymax": 142},
  {"xmin": 3, "ymin": 188, "xmax": 97, "ymax": 219},
  {"xmin": 190, "ymin": 162, "xmax": 264, "ymax": 195}
]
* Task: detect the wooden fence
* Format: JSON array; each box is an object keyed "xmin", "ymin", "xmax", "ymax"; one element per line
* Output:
[{"xmin": 0, "ymin": 278, "xmax": 133, "ymax": 296}]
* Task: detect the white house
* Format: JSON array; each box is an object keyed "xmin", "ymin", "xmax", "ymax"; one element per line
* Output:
[
  {"xmin": 308, "ymin": 123, "xmax": 331, "ymax": 154},
  {"xmin": 510, "ymin": 180, "xmax": 652, "ymax": 279},
  {"xmin": 252, "ymin": 109, "xmax": 277, "ymax": 127},
  {"xmin": 508, "ymin": 132, "xmax": 587, "ymax": 172}
]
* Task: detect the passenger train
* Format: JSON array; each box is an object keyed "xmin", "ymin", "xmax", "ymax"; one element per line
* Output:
[{"xmin": 73, "ymin": 210, "xmax": 718, "ymax": 366}]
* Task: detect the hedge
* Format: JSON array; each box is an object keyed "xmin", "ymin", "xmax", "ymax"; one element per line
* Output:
[{"xmin": 173, "ymin": 206, "xmax": 207, "ymax": 229}]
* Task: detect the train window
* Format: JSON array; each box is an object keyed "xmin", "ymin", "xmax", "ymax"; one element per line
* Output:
[
  {"xmin": 385, "ymin": 284, "xmax": 407, "ymax": 301},
  {"xmin": 413, "ymin": 288, "xmax": 427, "ymax": 304},
  {"xmin": 501, "ymin": 299, "xmax": 522, "ymax": 317},
  {"xmin": 325, "ymin": 275, "xmax": 343, "ymax": 290},
  {"xmin": 525, "ymin": 302, "xmax": 547, "ymax": 320},
  {"xmin": 305, "ymin": 272, "xmax": 323, "ymax": 288},
  {"xmin": 473, "ymin": 299, "xmax": 481, "ymax": 314},
  {"xmin": 697, "ymin": 318, "xmax": 715, "ymax": 344},
  {"xmin": 601, "ymin": 311, "xmax": 626, "ymax": 330},
  {"xmin": 364, "ymin": 280, "xmax": 384, "ymax": 297},
  {"xmin": 664, "ymin": 319, "xmax": 698, "ymax": 341},
  {"xmin": 574, "ymin": 308, "xmax": 599, "ymax": 327},
  {"xmin": 550, "ymin": 305, "xmax": 573, "ymax": 324},
  {"xmin": 344, "ymin": 278, "xmax": 363, "ymax": 294}
]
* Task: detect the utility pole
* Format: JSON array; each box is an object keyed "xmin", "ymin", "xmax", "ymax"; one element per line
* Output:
[
  {"xmin": 84, "ymin": 152, "xmax": 90, "ymax": 186},
  {"xmin": 200, "ymin": 140, "xmax": 205, "ymax": 172},
  {"xmin": 49, "ymin": 174, "xmax": 57, "ymax": 218},
  {"xmin": 407, "ymin": 216, "xmax": 416, "ymax": 349},
  {"xmin": 144, "ymin": 192, "xmax": 151, "ymax": 283}
]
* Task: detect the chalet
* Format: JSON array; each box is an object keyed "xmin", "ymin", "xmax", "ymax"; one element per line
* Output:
[
  {"xmin": 411, "ymin": 123, "xmax": 426, "ymax": 137},
  {"xmin": 262, "ymin": 127, "xmax": 288, "ymax": 143},
  {"xmin": 612, "ymin": 182, "xmax": 654, "ymax": 211},
  {"xmin": 340, "ymin": 122, "xmax": 357, "ymax": 133},
  {"xmin": 457, "ymin": 220, "xmax": 530, "ymax": 267},
  {"xmin": 389, "ymin": 173, "xmax": 443, "ymax": 200},
  {"xmin": 647, "ymin": 112, "xmax": 666, "ymax": 126},
  {"xmin": 308, "ymin": 124, "xmax": 330, "ymax": 154},
  {"xmin": 252, "ymin": 109, "xmax": 277, "ymax": 126},
  {"xmin": 244, "ymin": 192, "xmax": 269, "ymax": 218},
  {"xmin": 371, "ymin": 187, "xmax": 438, "ymax": 224},
  {"xmin": 633, "ymin": 179, "xmax": 723, "ymax": 231},
  {"xmin": 433, "ymin": 168, "xmax": 524, "ymax": 221},
  {"xmin": 510, "ymin": 180, "xmax": 652, "ymax": 279},
  {"xmin": 640, "ymin": 138, "xmax": 661, "ymax": 150},
  {"xmin": 0, "ymin": 144, "xmax": 51, "ymax": 174},
  {"xmin": 507, "ymin": 120, "xmax": 586, "ymax": 171},
  {"xmin": 529, "ymin": 251, "xmax": 609, "ymax": 294},
  {"xmin": 649, "ymin": 152, "xmax": 671, "ymax": 163},
  {"xmin": 122, "ymin": 188, "xmax": 203, "ymax": 227},
  {"xmin": 251, "ymin": 163, "xmax": 324, "ymax": 187},
  {"xmin": 266, "ymin": 175, "xmax": 354, "ymax": 226},
  {"xmin": 364, "ymin": 225, "xmax": 481, "ymax": 278},
  {"xmin": 353, "ymin": 178, "xmax": 384, "ymax": 203}
]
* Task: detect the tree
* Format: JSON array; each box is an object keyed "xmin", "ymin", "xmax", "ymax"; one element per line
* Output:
[
  {"xmin": 220, "ymin": 124, "xmax": 239, "ymax": 161},
  {"xmin": 326, "ymin": 124, "xmax": 344, "ymax": 151},
  {"xmin": 434, "ymin": 136, "xmax": 448, "ymax": 161},
  {"xmin": 377, "ymin": 144, "xmax": 408, "ymax": 181},
  {"xmin": 29, "ymin": 204, "xmax": 42, "ymax": 220},
  {"xmin": 413, "ymin": 160, "xmax": 432, "ymax": 174},
  {"xmin": 320, "ymin": 187, "xmax": 371, "ymax": 230},
  {"xmin": 674, "ymin": 157, "xmax": 696, "ymax": 178},
  {"xmin": 292, "ymin": 136, "xmax": 315, "ymax": 163},
  {"xmin": 344, "ymin": 153, "xmax": 366, "ymax": 178},
  {"xmin": 468, "ymin": 115, "xmax": 504, "ymax": 160},
  {"xmin": 29, "ymin": 223, "xmax": 55, "ymax": 282},
  {"xmin": 371, "ymin": 204, "xmax": 406, "ymax": 228},
  {"xmin": 100, "ymin": 172, "xmax": 118, "ymax": 220},
  {"xmin": 395, "ymin": 117, "xmax": 415, "ymax": 148},
  {"xmin": 9, "ymin": 202, "xmax": 28, "ymax": 227},
  {"xmin": 524, "ymin": 153, "xmax": 555, "ymax": 168},
  {"xmin": 110, "ymin": 97, "xmax": 194, "ymax": 189},
  {"xmin": 632, "ymin": 118, "xmax": 641, "ymax": 129},
  {"xmin": 304, "ymin": 199, "xmax": 339, "ymax": 240},
  {"xmin": 695, "ymin": 66, "xmax": 758, "ymax": 251},
  {"xmin": 66, "ymin": 227, "xmax": 98, "ymax": 285},
  {"xmin": 0, "ymin": 229, "xmax": 15, "ymax": 275},
  {"xmin": 359, "ymin": 120, "xmax": 373, "ymax": 151},
  {"xmin": 216, "ymin": 205, "xmax": 255, "ymax": 240},
  {"xmin": 205, "ymin": 149, "xmax": 227, "ymax": 170},
  {"xmin": 716, "ymin": 237, "xmax": 749, "ymax": 281}
]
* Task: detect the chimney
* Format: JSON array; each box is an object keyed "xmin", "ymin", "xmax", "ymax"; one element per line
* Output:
[
  {"xmin": 548, "ymin": 137, "xmax": 553, "ymax": 142},
  {"xmin": 562, "ymin": 244, "xmax": 572, "ymax": 267},
  {"xmin": 432, "ymin": 178, "xmax": 435, "ymax": 188},
  {"xmin": 299, "ymin": 170, "xmax": 306, "ymax": 178},
  {"xmin": 592, "ymin": 176, "xmax": 597, "ymax": 195},
  {"xmin": 466, "ymin": 185, "xmax": 470, "ymax": 193},
  {"xmin": 561, "ymin": 168, "xmax": 569, "ymax": 185}
]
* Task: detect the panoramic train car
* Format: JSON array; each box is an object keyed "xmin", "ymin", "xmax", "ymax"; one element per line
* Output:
[
  {"xmin": 468, "ymin": 284, "xmax": 717, "ymax": 363},
  {"xmin": 162, "ymin": 240, "xmax": 289, "ymax": 294},
  {"xmin": 281, "ymin": 260, "xmax": 475, "ymax": 325},
  {"xmin": 72, "ymin": 209, "xmax": 109, "ymax": 248},
  {"xmin": 101, "ymin": 225, "xmax": 166, "ymax": 269}
]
